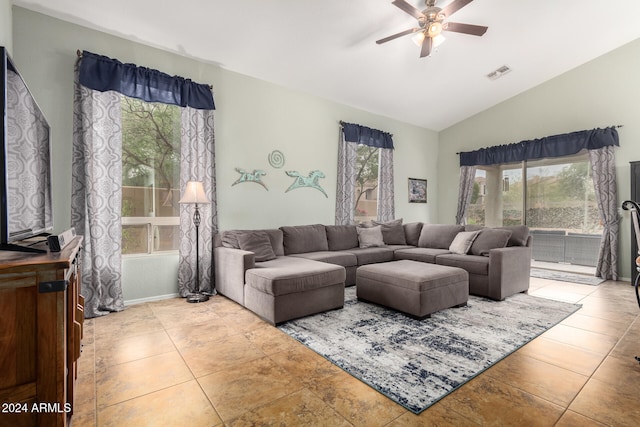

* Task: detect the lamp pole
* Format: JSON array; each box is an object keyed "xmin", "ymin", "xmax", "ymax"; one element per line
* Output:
[{"xmin": 180, "ymin": 181, "xmax": 211, "ymax": 303}]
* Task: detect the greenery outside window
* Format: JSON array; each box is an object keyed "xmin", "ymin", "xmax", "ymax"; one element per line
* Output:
[
  {"xmin": 354, "ymin": 144, "xmax": 380, "ymax": 223},
  {"xmin": 468, "ymin": 152, "xmax": 602, "ymax": 235},
  {"xmin": 121, "ymin": 97, "xmax": 181, "ymax": 255}
]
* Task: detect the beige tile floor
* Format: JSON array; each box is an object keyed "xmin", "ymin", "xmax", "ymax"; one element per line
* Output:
[{"xmin": 71, "ymin": 277, "xmax": 640, "ymax": 426}]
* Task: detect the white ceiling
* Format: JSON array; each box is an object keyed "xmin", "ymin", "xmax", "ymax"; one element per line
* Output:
[{"xmin": 13, "ymin": 0, "xmax": 640, "ymax": 131}]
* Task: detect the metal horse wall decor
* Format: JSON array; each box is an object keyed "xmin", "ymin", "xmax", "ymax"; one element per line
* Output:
[
  {"xmin": 285, "ymin": 170, "xmax": 328, "ymax": 198},
  {"xmin": 232, "ymin": 150, "xmax": 327, "ymax": 198},
  {"xmin": 232, "ymin": 168, "xmax": 268, "ymax": 190}
]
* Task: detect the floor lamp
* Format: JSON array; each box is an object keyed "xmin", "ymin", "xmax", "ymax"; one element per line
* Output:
[{"xmin": 180, "ymin": 181, "xmax": 211, "ymax": 303}]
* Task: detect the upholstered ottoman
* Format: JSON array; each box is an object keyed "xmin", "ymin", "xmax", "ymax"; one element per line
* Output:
[
  {"xmin": 356, "ymin": 260, "xmax": 468, "ymax": 319},
  {"xmin": 244, "ymin": 257, "xmax": 346, "ymax": 325}
]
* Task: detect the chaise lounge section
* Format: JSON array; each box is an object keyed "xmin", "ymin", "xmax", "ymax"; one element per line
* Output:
[{"xmin": 214, "ymin": 221, "xmax": 532, "ymax": 324}]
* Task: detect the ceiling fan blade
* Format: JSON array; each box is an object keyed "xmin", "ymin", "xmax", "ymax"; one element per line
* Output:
[
  {"xmin": 441, "ymin": 0, "xmax": 473, "ymax": 18},
  {"xmin": 392, "ymin": 0, "xmax": 425, "ymax": 20},
  {"xmin": 420, "ymin": 36, "xmax": 433, "ymax": 58},
  {"xmin": 444, "ymin": 22, "xmax": 488, "ymax": 36},
  {"xmin": 376, "ymin": 28, "xmax": 420, "ymax": 44}
]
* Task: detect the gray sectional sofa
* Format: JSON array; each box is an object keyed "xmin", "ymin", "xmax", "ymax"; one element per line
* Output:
[{"xmin": 214, "ymin": 221, "xmax": 532, "ymax": 325}]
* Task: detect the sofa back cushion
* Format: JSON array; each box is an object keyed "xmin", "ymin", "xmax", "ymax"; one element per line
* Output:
[
  {"xmin": 418, "ymin": 224, "xmax": 464, "ymax": 249},
  {"xmin": 403, "ymin": 222, "xmax": 423, "ymax": 246},
  {"xmin": 325, "ymin": 225, "xmax": 359, "ymax": 250},
  {"xmin": 372, "ymin": 219, "xmax": 407, "ymax": 245},
  {"xmin": 470, "ymin": 228, "xmax": 512, "ymax": 256},
  {"xmin": 280, "ymin": 224, "xmax": 329, "ymax": 254},
  {"xmin": 221, "ymin": 229, "xmax": 285, "ymax": 256}
]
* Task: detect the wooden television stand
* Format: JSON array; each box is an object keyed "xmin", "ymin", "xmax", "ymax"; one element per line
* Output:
[{"xmin": 0, "ymin": 236, "xmax": 84, "ymax": 427}]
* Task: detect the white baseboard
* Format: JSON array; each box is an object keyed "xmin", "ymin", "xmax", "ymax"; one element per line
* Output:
[{"xmin": 124, "ymin": 293, "xmax": 179, "ymax": 306}]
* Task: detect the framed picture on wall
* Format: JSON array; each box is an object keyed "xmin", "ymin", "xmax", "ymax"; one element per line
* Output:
[{"xmin": 408, "ymin": 178, "xmax": 427, "ymax": 203}]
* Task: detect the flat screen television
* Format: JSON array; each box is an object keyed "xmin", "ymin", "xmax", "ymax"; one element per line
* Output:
[{"xmin": 0, "ymin": 46, "xmax": 53, "ymax": 252}]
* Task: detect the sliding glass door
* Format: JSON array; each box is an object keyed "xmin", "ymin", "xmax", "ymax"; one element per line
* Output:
[{"xmin": 467, "ymin": 151, "xmax": 602, "ymax": 268}]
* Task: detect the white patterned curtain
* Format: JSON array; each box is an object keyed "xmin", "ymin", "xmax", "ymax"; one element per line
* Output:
[
  {"xmin": 71, "ymin": 70, "xmax": 124, "ymax": 318},
  {"xmin": 335, "ymin": 132, "xmax": 358, "ymax": 225},
  {"xmin": 178, "ymin": 108, "xmax": 217, "ymax": 296},
  {"xmin": 456, "ymin": 165, "xmax": 477, "ymax": 225},
  {"xmin": 337, "ymin": 122, "xmax": 395, "ymax": 225},
  {"xmin": 589, "ymin": 145, "xmax": 619, "ymax": 280},
  {"xmin": 377, "ymin": 148, "xmax": 395, "ymax": 222}
]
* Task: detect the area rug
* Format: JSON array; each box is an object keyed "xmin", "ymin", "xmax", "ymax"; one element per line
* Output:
[
  {"xmin": 530, "ymin": 267, "xmax": 605, "ymax": 286},
  {"xmin": 278, "ymin": 287, "xmax": 581, "ymax": 414}
]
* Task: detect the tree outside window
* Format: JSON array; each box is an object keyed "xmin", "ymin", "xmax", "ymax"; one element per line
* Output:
[
  {"xmin": 121, "ymin": 97, "xmax": 181, "ymax": 254},
  {"xmin": 354, "ymin": 144, "xmax": 380, "ymax": 223}
]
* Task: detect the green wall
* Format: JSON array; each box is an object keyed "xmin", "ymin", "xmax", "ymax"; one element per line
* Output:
[
  {"xmin": 12, "ymin": 7, "xmax": 438, "ymax": 303},
  {"xmin": 439, "ymin": 38, "xmax": 640, "ymax": 280},
  {"xmin": 13, "ymin": 6, "xmax": 636, "ymax": 301}
]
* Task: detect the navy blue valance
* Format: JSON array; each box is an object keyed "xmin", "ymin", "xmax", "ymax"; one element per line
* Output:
[
  {"xmin": 78, "ymin": 51, "xmax": 215, "ymax": 110},
  {"xmin": 459, "ymin": 127, "xmax": 619, "ymax": 167},
  {"xmin": 341, "ymin": 121, "xmax": 394, "ymax": 149}
]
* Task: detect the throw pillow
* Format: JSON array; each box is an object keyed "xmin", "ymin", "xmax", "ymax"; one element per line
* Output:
[
  {"xmin": 469, "ymin": 228, "xmax": 512, "ymax": 256},
  {"xmin": 373, "ymin": 218, "xmax": 407, "ymax": 245},
  {"xmin": 356, "ymin": 225, "xmax": 385, "ymax": 248},
  {"xmin": 497, "ymin": 225, "xmax": 530, "ymax": 246},
  {"xmin": 403, "ymin": 222, "xmax": 423, "ymax": 246},
  {"xmin": 449, "ymin": 230, "xmax": 481, "ymax": 255},
  {"xmin": 237, "ymin": 231, "xmax": 277, "ymax": 262}
]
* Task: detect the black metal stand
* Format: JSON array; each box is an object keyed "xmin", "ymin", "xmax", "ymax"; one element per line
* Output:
[
  {"xmin": 186, "ymin": 204, "xmax": 209, "ymax": 303},
  {"xmin": 621, "ymin": 200, "xmax": 640, "ymax": 364}
]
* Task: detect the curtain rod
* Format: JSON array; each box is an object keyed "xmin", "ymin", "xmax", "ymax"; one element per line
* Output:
[
  {"xmin": 455, "ymin": 125, "xmax": 624, "ymax": 155},
  {"xmin": 76, "ymin": 49, "xmax": 214, "ymax": 90}
]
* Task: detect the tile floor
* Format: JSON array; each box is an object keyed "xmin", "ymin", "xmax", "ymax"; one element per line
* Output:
[{"xmin": 71, "ymin": 277, "xmax": 640, "ymax": 426}]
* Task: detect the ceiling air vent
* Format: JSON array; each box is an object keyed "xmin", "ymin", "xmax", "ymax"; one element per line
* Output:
[{"xmin": 486, "ymin": 65, "xmax": 512, "ymax": 81}]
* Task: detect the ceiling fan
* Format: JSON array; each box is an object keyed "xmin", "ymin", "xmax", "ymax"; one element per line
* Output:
[{"xmin": 376, "ymin": 0, "xmax": 488, "ymax": 58}]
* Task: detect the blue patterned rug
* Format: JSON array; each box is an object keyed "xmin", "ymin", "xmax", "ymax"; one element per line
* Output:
[{"xmin": 278, "ymin": 287, "xmax": 581, "ymax": 414}]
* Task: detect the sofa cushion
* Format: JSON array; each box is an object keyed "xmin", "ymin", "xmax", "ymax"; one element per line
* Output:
[
  {"xmin": 436, "ymin": 254, "xmax": 490, "ymax": 276},
  {"xmin": 394, "ymin": 247, "xmax": 452, "ymax": 263},
  {"xmin": 343, "ymin": 247, "xmax": 395, "ymax": 265},
  {"xmin": 221, "ymin": 229, "xmax": 284, "ymax": 256},
  {"xmin": 325, "ymin": 225, "xmax": 359, "ymax": 250},
  {"xmin": 470, "ymin": 228, "xmax": 512, "ymax": 256},
  {"xmin": 280, "ymin": 224, "xmax": 328, "ymax": 255},
  {"xmin": 403, "ymin": 222, "xmax": 423, "ymax": 246},
  {"xmin": 237, "ymin": 231, "xmax": 277, "ymax": 262},
  {"xmin": 289, "ymin": 251, "xmax": 358, "ymax": 267},
  {"xmin": 497, "ymin": 225, "xmax": 530, "ymax": 246},
  {"xmin": 418, "ymin": 224, "xmax": 465, "ymax": 249},
  {"xmin": 373, "ymin": 218, "xmax": 407, "ymax": 245},
  {"xmin": 356, "ymin": 225, "xmax": 385, "ymax": 248},
  {"xmin": 246, "ymin": 257, "xmax": 345, "ymax": 296},
  {"xmin": 449, "ymin": 230, "xmax": 481, "ymax": 255}
]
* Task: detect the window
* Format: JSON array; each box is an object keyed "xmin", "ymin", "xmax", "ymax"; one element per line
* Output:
[
  {"xmin": 354, "ymin": 144, "xmax": 380, "ymax": 223},
  {"xmin": 467, "ymin": 153, "xmax": 603, "ymax": 268},
  {"xmin": 121, "ymin": 97, "xmax": 181, "ymax": 254}
]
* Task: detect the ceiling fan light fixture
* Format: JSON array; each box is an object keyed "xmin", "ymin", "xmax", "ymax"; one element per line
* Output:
[
  {"xmin": 427, "ymin": 21, "xmax": 443, "ymax": 37},
  {"xmin": 433, "ymin": 34, "xmax": 446, "ymax": 47},
  {"xmin": 411, "ymin": 31, "xmax": 426, "ymax": 47}
]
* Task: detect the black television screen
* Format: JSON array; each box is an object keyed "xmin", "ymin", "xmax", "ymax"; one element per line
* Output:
[{"xmin": 0, "ymin": 46, "xmax": 53, "ymax": 250}]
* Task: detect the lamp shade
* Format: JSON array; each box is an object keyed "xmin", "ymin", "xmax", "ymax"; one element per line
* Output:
[{"xmin": 179, "ymin": 181, "xmax": 210, "ymax": 204}]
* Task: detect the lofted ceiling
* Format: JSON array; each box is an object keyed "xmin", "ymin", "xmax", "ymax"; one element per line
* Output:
[{"xmin": 13, "ymin": 0, "xmax": 640, "ymax": 131}]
